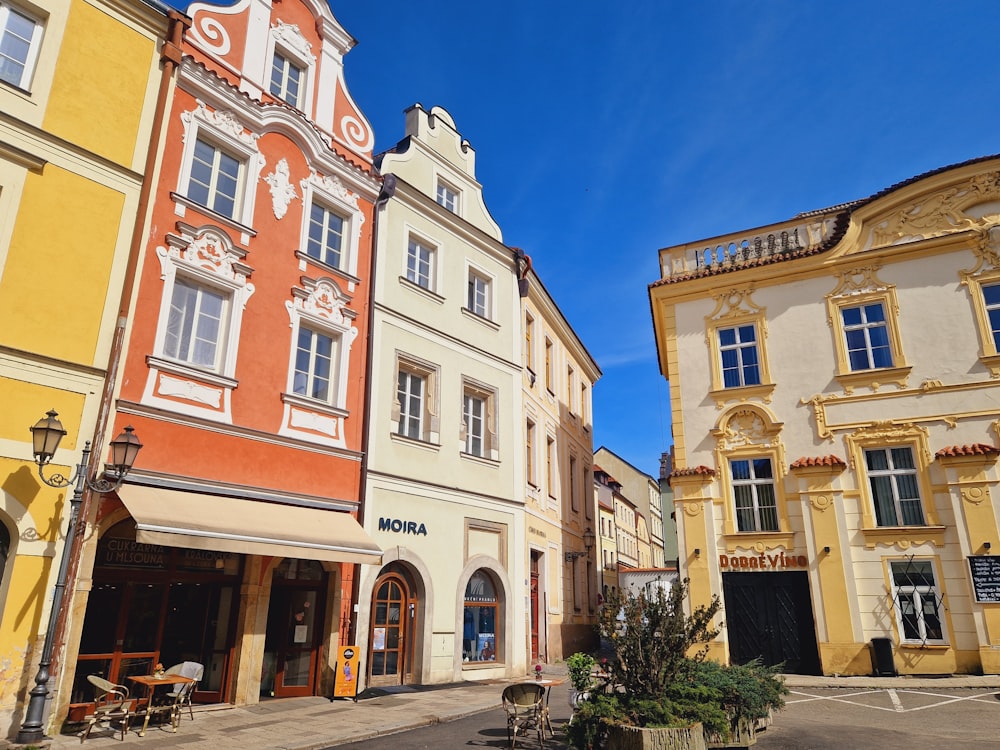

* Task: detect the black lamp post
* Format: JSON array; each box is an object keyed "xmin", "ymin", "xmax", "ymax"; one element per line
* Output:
[{"xmin": 16, "ymin": 410, "xmax": 142, "ymax": 744}]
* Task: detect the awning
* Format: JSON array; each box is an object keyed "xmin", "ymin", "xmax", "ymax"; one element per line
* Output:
[{"xmin": 119, "ymin": 485, "xmax": 383, "ymax": 565}]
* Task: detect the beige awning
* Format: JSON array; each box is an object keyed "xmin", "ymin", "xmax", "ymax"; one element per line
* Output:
[{"xmin": 119, "ymin": 485, "xmax": 382, "ymax": 565}]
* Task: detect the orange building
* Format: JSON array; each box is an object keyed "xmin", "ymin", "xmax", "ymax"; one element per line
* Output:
[{"xmin": 58, "ymin": 0, "xmax": 383, "ymax": 719}]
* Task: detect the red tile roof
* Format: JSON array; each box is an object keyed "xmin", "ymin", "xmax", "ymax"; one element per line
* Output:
[
  {"xmin": 789, "ymin": 455, "xmax": 846, "ymax": 469},
  {"xmin": 935, "ymin": 444, "xmax": 1000, "ymax": 459},
  {"xmin": 667, "ymin": 466, "xmax": 716, "ymax": 485}
]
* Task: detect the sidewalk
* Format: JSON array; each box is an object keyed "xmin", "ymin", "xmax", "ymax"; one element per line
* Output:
[{"xmin": 20, "ymin": 667, "xmax": 1000, "ymax": 750}]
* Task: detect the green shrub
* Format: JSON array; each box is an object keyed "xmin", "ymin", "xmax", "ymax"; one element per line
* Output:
[
  {"xmin": 566, "ymin": 652, "xmax": 597, "ymax": 692},
  {"xmin": 684, "ymin": 658, "xmax": 788, "ymax": 724}
]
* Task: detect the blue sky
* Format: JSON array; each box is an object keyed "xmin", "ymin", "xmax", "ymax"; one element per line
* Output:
[{"xmin": 185, "ymin": 0, "xmax": 1000, "ymax": 478}]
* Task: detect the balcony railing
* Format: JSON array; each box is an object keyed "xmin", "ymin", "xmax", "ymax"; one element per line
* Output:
[{"xmin": 657, "ymin": 215, "xmax": 840, "ymax": 281}]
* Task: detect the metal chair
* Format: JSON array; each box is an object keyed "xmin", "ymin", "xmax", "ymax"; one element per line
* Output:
[
  {"xmin": 501, "ymin": 682, "xmax": 546, "ymax": 749},
  {"xmin": 165, "ymin": 661, "xmax": 203, "ymax": 725},
  {"xmin": 81, "ymin": 675, "xmax": 133, "ymax": 742}
]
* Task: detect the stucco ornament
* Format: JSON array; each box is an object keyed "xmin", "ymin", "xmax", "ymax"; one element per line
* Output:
[
  {"xmin": 190, "ymin": 15, "xmax": 231, "ymax": 55},
  {"xmin": 183, "ymin": 101, "xmax": 257, "ymax": 148},
  {"xmin": 265, "ymin": 159, "xmax": 298, "ymax": 219},
  {"xmin": 272, "ymin": 21, "xmax": 315, "ymax": 64}
]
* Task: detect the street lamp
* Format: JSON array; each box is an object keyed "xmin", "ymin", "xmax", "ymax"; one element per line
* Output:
[
  {"xmin": 16, "ymin": 410, "xmax": 142, "ymax": 744},
  {"xmin": 565, "ymin": 527, "xmax": 596, "ymax": 562}
]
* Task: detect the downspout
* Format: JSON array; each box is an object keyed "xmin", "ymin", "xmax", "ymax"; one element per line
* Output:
[
  {"xmin": 348, "ymin": 172, "xmax": 396, "ymax": 646},
  {"xmin": 52, "ymin": 9, "xmax": 190, "ymax": 677}
]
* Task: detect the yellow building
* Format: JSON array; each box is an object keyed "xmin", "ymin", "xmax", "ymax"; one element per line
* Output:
[
  {"xmin": 651, "ymin": 155, "xmax": 1000, "ymax": 676},
  {"xmin": 0, "ymin": 0, "xmax": 172, "ymax": 735},
  {"xmin": 521, "ymin": 265, "xmax": 601, "ymax": 662}
]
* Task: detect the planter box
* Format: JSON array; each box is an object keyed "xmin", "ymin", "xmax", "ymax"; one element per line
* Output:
[
  {"xmin": 704, "ymin": 716, "xmax": 757, "ymax": 748},
  {"xmin": 606, "ymin": 722, "xmax": 707, "ymax": 750}
]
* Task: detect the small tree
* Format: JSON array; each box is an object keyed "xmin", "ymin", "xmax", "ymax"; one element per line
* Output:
[{"xmin": 598, "ymin": 579, "xmax": 721, "ymax": 697}]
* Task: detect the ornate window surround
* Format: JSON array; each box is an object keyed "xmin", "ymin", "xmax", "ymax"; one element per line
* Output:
[
  {"xmin": 390, "ymin": 351, "xmax": 441, "ymax": 446},
  {"xmin": 960, "ymin": 228, "xmax": 1000, "ymax": 377},
  {"xmin": 826, "ymin": 265, "xmax": 911, "ymax": 394},
  {"xmin": 297, "ymin": 169, "xmax": 364, "ymax": 292},
  {"xmin": 143, "ymin": 224, "xmax": 255, "ymax": 422},
  {"xmin": 265, "ymin": 20, "xmax": 316, "ymax": 116},
  {"xmin": 712, "ymin": 404, "xmax": 793, "ymax": 546},
  {"xmin": 845, "ymin": 422, "xmax": 945, "ymax": 548},
  {"xmin": 278, "ymin": 277, "xmax": 357, "ymax": 447},
  {"xmin": 705, "ymin": 287, "xmax": 775, "ymax": 407},
  {"xmin": 460, "ymin": 376, "xmax": 499, "ymax": 462},
  {"xmin": 174, "ymin": 101, "xmax": 264, "ymax": 230}
]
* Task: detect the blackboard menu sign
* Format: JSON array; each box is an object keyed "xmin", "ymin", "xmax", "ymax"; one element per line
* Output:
[{"xmin": 968, "ymin": 556, "xmax": 1000, "ymax": 603}]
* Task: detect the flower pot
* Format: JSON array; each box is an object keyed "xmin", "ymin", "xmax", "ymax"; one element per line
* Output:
[
  {"xmin": 606, "ymin": 722, "xmax": 707, "ymax": 750},
  {"xmin": 568, "ymin": 688, "xmax": 590, "ymax": 709},
  {"xmin": 704, "ymin": 716, "xmax": 757, "ymax": 748}
]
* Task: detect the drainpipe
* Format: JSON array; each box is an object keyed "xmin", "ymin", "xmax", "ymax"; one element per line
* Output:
[
  {"xmin": 349, "ymin": 173, "xmax": 396, "ymax": 645},
  {"xmin": 50, "ymin": 7, "xmax": 190, "ymax": 693}
]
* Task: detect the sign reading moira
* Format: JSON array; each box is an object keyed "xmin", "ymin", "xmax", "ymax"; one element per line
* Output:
[
  {"xmin": 720, "ymin": 551, "xmax": 808, "ymax": 570},
  {"xmin": 378, "ymin": 517, "xmax": 428, "ymax": 535}
]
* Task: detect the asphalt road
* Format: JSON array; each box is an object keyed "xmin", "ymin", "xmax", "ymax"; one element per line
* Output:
[{"xmin": 330, "ymin": 683, "xmax": 1000, "ymax": 749}]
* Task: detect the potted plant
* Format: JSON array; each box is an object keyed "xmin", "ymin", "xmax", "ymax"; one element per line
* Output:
[{"xmin": 565, "ymin": 651, "xmax": 596, "ymax": 710}]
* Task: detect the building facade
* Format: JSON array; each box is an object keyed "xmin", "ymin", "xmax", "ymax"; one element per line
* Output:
[
  {"xmin": 56, "ymin": 0, "xmax": 383, "ymax": 724},
  {"xmin": 594, "ymin": 467, "xmax": 619, "ymax": 602},
  {"xmin": 595, "ymin": 446, "xmax": 667, "ymax": 567},
  {"xmin": 0, "ymin": 0, "xmax": 171, "ymax": 735},
  {"xmin": 358, "ymin": 105, "xmax": 524, "ymax": 686},
  {"xmin": 651, "ymin": 155, "xmax": 1000, "ymax": 676},
  {"xmin": 521, "ymin": 260, "xmax": 601, "ymax": 662}
]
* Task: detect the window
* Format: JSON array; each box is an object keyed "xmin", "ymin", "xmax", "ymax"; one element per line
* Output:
[
  {"xmin": 436, "ymin": 179, "xmax": 459, "ymax": 212},
  {"xmin": 525, "ymin": 419, "xmax": 536, "ymax": 486},
  {"xmin": 188, "ymin": 138, "xmax": 242, "ymax": 219},
  {"xmin": 719, "ymin": 324, "xmax": 761, "ymax": 387},
  {"xmin": 393, "ymin": 356, "xmax": 438, "ymax": 443},
  {"xmin": 461, "ymin": 380, "xmax": 496, "ymax": 459},
  {"xmin": 306, "ymin": 203, "xmax": 345, "ymax": 268},
  {"xmin": 842, "ymin": 302, "xmax": 892, "ymax": 370},
  {"xmin": 293, "ymin": 326, "xmax": 337, "ymax": 403},
  {"xmin": 463, "ymin": 391, "xmax": 485, "ymax": 456},
  {"xmin": 463, "ymin": 570, "xmax": 499, "ymax": 663},
  {"xmin": 890, "ymin": 560, "xmax": 944, "ymax": 644},
  {"xmin": 569, "ymin": 455, "xmax": 578, "ymax": 511},
  {"xmin": 406, "ymin": 237, "xmax": 435, "ymax": 291},
  {"xmin": 269, "ymin": 51, "xmax": 303, "ymax": 108},
  {"xmin": 865, "ymin": 447, "xmax": 925, "ymax": 526},
  {"xmin": 467, "ymin": 269, "xmax": 491, "ymax": 318},
  {"xmin": 525, "ymin": 313, "xmax": 535, "ymax": 372},
  {"xmin": 730, "ymin": 458, "xmax": 778, "ymax": 532},
  {"xmin": 397, "ymin": 369, "xmax": 425, "ymax": 440},
  {"xmin": 984, "ymin": 283, "xmax": 1000, "ymax": 350},
  {"xmin": 580, "ymin": 383, "xmax": 588, "ymax": 425},
  {"xmin": 0, "ymin": 2, "xmax": 42, "ymax": 90},
  {"xmin": 164, "ymin": 278, "xmax": 227, "ymax": 370},
  {"xmin": 546, "ymin": 436, "xmax": 556, "ymax": 498},
  {"xmin": 544, "ymin": 339, "xmax": 553, "ymax": 392},
  {"xmin": 566, "ymin": 365, "xmax": 575, "ymax": 410}
]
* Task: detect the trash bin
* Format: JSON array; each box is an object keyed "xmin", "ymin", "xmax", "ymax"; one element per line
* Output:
[{"xmin": 870, "ymin": 637, "xmax": 896, "ymax": 676}]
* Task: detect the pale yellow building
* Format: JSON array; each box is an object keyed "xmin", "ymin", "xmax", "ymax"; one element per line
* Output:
[
  {"xmin": 595, "ymin": 446, "xmax": 667, "ymax": 567},
  {"xmin": 0, "ymin": 0, "xmax": 171, "ymax": 736},
  {"xmin": 521, "ymin": 262, "xmax": 601, "ymax": 662},
  {"xmin": 651, "ymin": 155, "xmax": 1000, "ymax": 676}
]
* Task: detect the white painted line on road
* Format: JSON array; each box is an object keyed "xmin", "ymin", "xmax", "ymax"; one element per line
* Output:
[{"xmin": 887, "ymin": 689, "xmax": 904, "ymax": 712}]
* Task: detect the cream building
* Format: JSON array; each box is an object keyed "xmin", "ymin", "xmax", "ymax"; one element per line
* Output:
[
  {"xmin": 359, "ymin": 105, "xmax": 524, "ymax": 686},
  {"xmin": 595, "ymin": 447, "xmax": 667, "ymax": 567},
  {"xmin": 595, "ymin": 468, "xmax": 619, "ymax": 602},
  {"xmin": 521, "ymin": 263, "xmax": 601, "ymax": 662},
  {"xmin": 651, "ymin": 155, "xmax": 1000, "ymax": 676}
]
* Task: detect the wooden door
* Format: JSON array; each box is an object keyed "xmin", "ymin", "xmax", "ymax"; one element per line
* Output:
[
  {"xmin": 368, "ymin": 574, "xmax": 410, "ymax": 687},
  {"xmin": 530, "ymin": 553, "xmax": 540, "ymax": 661},
  {"xmin": 263, "ymin": 580, "xmax": 325, "ymax": 698}
]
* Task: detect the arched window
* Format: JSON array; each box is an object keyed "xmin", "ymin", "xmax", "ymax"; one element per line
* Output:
[{"xmin": 463, "ymin": 570, "xmax": 499, "ymax": 663}]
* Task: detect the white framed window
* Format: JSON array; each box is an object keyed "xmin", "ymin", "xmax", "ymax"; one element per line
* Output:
[
  {"xmin": 293, "ymin": 326, "xmax": 337, "ymax": 402},
  {"xmin": 188, "ymin": 137, "xmax": 242, "ymax": 219},
  {"xmin": 393, "ymin": 355, "xmax": 439, "ymax": 443},
  {"xmin": 436, "ymin": 178, "xmax": 459, "ymax": 212},
  {"xmin": 0, "ymin": 2, "xmax": 42, "ymax": 90},
  {"xmin": 164, "ymin": 278, "xmax": 228, "ymax": 369},
  {"xmin": 269, "ymin": 50, "xmax": 303, "ymax": 108},
  {"xmin": 983, "ymin": 283, "xmax": 1000, "ymax": 350},
  {"xmin": 719, "ymin": 324, "xmax": 761, "ymax": 387},
  {"xmin": 176, "ymin": 103, "xmax": 263, "ymax": 227},
  {"xmin": 730, "ymin": 457, "xmax": 778, "ymax": 532},
  {"xmin": 467, "ymin": 268, "xmax": 491, "ymax": 319},
  {"xmin": 546, "ymin": 435, "xmax": 556, "ymax": 498},
  {"xmin": 406, "ymin": 236, "xmax": 436, "ymax": 291},
  {"xmin": 461, "ymin": 379, "xmax": 497, "ymax": 460},
  {"xmin": 842, "ymin": 302, "xmax": 892, "ymax": 371},
  {"xmin": 890, "ymin": 559, "xmax": 945, "ymax": 644},
  {"xmin": 525, "ymin": 312, "xmax": 536, "ymax": 372},
  {"xmin": 526, "ymin": 418, "xmax": 536, "ymax": 486},
  {"xmin": 865, "ymin": 447, "xmax": 925, "ymax": 526},
  {"xmin": 306, "ymin": 202, "xmax": 345, "ymax": 268}
]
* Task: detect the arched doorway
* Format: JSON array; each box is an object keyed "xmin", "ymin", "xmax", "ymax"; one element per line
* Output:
[
  {"xmin": 367, "ymin": 567, "xmax": 417, "ymax": 687},
  {"xmin": 261, "ymin": 559, "xmax": 328, "ymax": 698}
]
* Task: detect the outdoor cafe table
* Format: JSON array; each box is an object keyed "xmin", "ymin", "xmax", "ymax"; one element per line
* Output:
[
  {"xmin": 128, "ymin": 674, "xmax": 198, "ymax": 737},
  {"xmin": 532, "ymin": 677, "xmax": 564, "ymax": 737}
]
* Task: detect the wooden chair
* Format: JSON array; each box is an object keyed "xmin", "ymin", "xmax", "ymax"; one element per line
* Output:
[
  {"xmin": 80, "ymin": 675, "xmax": 133, "ymax": 742},
  {"xmin": 502, "ymin": 683, "xmax": 546, "ymax": 749}
]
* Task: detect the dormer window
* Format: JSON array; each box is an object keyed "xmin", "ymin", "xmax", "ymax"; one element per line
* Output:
[
  {"xmin": 436, "ymin": 179, "xmax": 459, "ymax": 213},
  {"xmin": 270, "ymin": 51, "xmax": 303, "ymax": 108}
]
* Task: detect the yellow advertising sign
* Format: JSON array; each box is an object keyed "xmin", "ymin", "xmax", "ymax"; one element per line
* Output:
[{"xmin": 333, "ymin": 645, "xmax": 360, "ymax": 700}]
